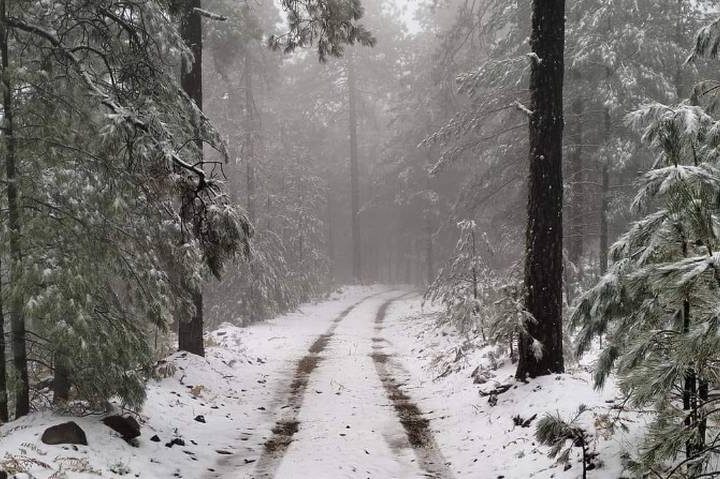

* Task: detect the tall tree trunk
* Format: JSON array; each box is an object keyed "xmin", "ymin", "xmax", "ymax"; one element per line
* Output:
[
  {"xmin": 599, "ymin": 164, "xmax": 609, "ymax": 274},
  {"xmin": 516, "ymin": 0, "xmax": 566, "ymax": 380},
  {"xmin": 179, "ymin": 291, "xmax": 204, "ymax": 356},
  {"xmin": 52, "ymin": 355, "xmax": 70, "ymax": 404},
  {"xmin": 0, "ymin": 258, "xmax": 8, "ymax": 422},
  {"xmin": 177, "ymin": 0, "xmax": 205, "ymax": 357},
  {"xmin": 244, "ymin": 51, "xmax": 256, "ymax": 221},
  {"xmin": 425, "ymin": 212, "xmax": 433, "ymax": 285},
  {"xmin": 599, "ymin": 103, "xmax": 610, "ymax": 275},
  {"xmin": 471, "ymin": 229, "xmax": 486, "ymax": 341},
  {"xmin": 348, "ymin": 52, "xmax": 361, "ymax": 283},
  {"xmin": 1, "ymin": 0, "xmax": 29, "ymax": 416},
  {"xmin": 682, "ymin": 297, "xmax": 699, "ymax": 460},
  {"xmin": 567, "ymin": 70, "xmax": 584, "ymax": 267},
  {"xmin": 326, "ymin": 187, "xmax": 335, "ymax": 277}
]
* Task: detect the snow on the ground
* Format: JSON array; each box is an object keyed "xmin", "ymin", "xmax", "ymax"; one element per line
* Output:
[
  {"xmin": 382, "ymin": 295, "xmax": 646, "ymax": 479},
  {"xmin": 0, "ymin": 286, "xmax": 645, "ymax": 479},
  {"xmin": 0, "ymin": 285, "xmax": 387, "ymax": 479},
  {"xmin": 272, "ymin": 293, "xmax": 427, "ymax": 478}
]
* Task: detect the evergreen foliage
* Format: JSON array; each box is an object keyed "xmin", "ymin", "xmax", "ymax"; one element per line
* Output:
[
  {"xmin": 1, "ymin": 0, "xmax": 250, "ymax": 411},
  {"xmin": 425, "ymin": 220, "xmax": 525, "ymax": 356},
  {"xmin": 572, "ymin": 99, "xmax": 720, "ymax": 476},
  {"xmin": 536, "ymin": 406, "xmax": 597, "ymax": 478}
]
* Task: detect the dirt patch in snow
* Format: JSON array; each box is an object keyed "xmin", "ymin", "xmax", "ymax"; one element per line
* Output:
[{"xmin": 308, "ymin": 333, "xmax": 333, "ymax": 354}]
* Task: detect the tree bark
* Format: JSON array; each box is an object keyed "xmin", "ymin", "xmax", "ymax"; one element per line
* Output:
[
  {"xmin": 244, "ymin": 50, "xmax": 256, "ymax": 221},
  {"xmin": 425, "ymin": 211, "xmax": 433, "ymax": 285},
  {"xmin": 516, "ymin": 0, "xmax": 566, "ymax": 379},
  {"xmin": 348, "ymin": 52, "xmax": 361, "ymax": 283},
  {"xmin": 599, "ymin": 104, "xmax": 611, "ymax": 275},
  {"xmin": 567, "ymin": 71, "xmax": 584, "ymax": 267},
  {"xmin": 326, "ymin": 187, "xmax": 335, "ymax": 277},
  {"xmin": 599, "ymin": 164, "xmax": 609, "ymax": 274},
  {"xmin": 177, "ymin": 0, "xmax": 205, "ymax": 357},
  {"xmin": 0, "ymin": 258, "xmax": 8, "ymax": 422},
  {"xmin": 1, "ymin": 0, "xmax": 29, "ymax": 417},
  {"xmin": 179, "ymin": 291, "xmax": 204, "ymax": 356},
  {"xmin": 52, "ymin": 355, "xmax": 70, "ymax": 404}
]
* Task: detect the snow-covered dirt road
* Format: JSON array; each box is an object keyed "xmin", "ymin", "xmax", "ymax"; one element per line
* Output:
[
  {"xmin": 1, "ymin": 286, "xmax": 641, "ymax": 479},
  {"xmin": 245, "ymin": 291, "xmax": 452, "ymax": 479}
]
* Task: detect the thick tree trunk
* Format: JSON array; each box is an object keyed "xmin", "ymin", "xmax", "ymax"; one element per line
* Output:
[
  {"xmin": 1, "ymin": 0, "xmax": 29, "ymax": 417},
  {"xmin": 516, "ymin": 0, "xmax": 565, "ymax": 379},
  {"xmin": 177, "ymin": 0, "xmax": 205, "ymax": 357},
  {"xmin": 348, "ymin": 52, "xmax": 361, "ymax": 283},
  {"xmin": 244, "ymin": 51, "xmax": 256, "ymax": 221},
  {"xmin": 0, "ymin": 258, "xmax": 8, "ymax": 422},
  {"xmin": 179, "ymin": 290, "xmax": 204, "ymax": 356}
]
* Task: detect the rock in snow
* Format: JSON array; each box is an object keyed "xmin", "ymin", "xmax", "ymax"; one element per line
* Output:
[
  {"xmin": 40, "ymin": 421, "xmax": 88, "ymax": 445},
  {"xmin": 102, "ymin": 415, "xmax": 141, "ymax": 440}
]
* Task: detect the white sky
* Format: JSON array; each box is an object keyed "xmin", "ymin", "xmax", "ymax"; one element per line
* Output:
[{"xmin": 388, "ymin": 0, "xmax": 423, "ymax": 34}]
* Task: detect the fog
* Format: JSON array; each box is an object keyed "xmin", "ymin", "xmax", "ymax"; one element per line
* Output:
[{"xmin": 3, "ymin": 1, "xmax": 720, "ymax": 477}]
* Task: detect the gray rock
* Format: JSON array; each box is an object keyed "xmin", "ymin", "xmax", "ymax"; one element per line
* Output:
[
  {"xmin": 41, "ymin": 421, "xmax": 87, "ymax": 445},
  {"xmin": 102, "ymin": 415, "xmax": 141, "ymax": 440}
]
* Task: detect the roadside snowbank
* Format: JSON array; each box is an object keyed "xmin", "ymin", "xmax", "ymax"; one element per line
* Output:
[{"xmin": 383, "ymin": 295, "xmax": 645, "ymax": 478}]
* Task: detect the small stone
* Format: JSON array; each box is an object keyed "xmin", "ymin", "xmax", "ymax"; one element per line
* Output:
[{"xmin": 165, "ymin": 438, "xmax": 185, "ymax": 448}]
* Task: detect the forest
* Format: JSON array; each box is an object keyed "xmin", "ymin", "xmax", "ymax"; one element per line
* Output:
[{"xmin": 1, "ymin": 0, "xmax": 720, "ymax": 478}]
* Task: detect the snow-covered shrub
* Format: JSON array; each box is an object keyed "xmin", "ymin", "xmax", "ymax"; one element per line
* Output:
[{"xmin": 425, "ymin": 220, "xmax": 527, "ymax": 356}]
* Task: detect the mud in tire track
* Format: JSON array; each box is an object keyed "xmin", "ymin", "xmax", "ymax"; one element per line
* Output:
[
  {"xmin": 252, "ymin": 291, "xmax": 451, "ymax": 479},
  {"xmin": 252, "ymin": 295, "xmax": 380, "ymax": 478},
  {"xmin": 371, "ymin": 298, "xmax": 454, "ymax": 479}
]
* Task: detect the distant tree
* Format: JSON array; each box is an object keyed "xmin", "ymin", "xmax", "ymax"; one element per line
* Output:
[{"xmin": 347, "ymin": 51, "xmax": 362, "ymax": 282}]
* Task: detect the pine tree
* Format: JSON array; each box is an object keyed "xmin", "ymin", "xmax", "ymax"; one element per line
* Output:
[
  {"xmin": 0, "ymin": 257, "xmax": 7, "ymax": 422},
  {"xmin": 175, "ymin": 0, "xmax": 207, "ymax": 358},
  {"xmin": 516, "ymin": 0, "xmax": 566, "ymax": 379},
  {"xmin": 573, "ymin": 102, "xmax": 720, "ymax": 475},
  {"xmin": 1, "ymin": 0, "xmax": 28, "ymax": 417},
  {"xmin": 1, "ymin": 0, "xmax": 250, "ymax": 410}
]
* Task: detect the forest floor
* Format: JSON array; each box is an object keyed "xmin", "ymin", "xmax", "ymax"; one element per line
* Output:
[{"xmin": 1, "ymin": 286, "xmax": 643, "ymax": 479}]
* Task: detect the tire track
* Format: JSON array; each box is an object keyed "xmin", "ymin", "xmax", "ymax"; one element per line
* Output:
[
  {"xmin": 371, "ymin": 297, "xmax": 454, "ymax": 479},
  {"xmin": 252, "ymin": 293, "xmax": 385, "ymax": 478}
]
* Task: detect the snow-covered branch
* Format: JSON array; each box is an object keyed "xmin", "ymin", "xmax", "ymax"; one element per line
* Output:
[
  {"xmin": 7, "ymin": 16, "xmax": 211, "ymax": 186},
  {"xmin": 194, "ymin": 8, "xmax": 228, "ymax": 21},
  {"xmin": 513, "ymin": 100, "xmax": 534, "ymax": 117}
]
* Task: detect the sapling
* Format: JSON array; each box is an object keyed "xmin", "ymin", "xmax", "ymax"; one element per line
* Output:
[{"xmin": 536, "ymin": 405, "xmax": 598, "ymax": 478}]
